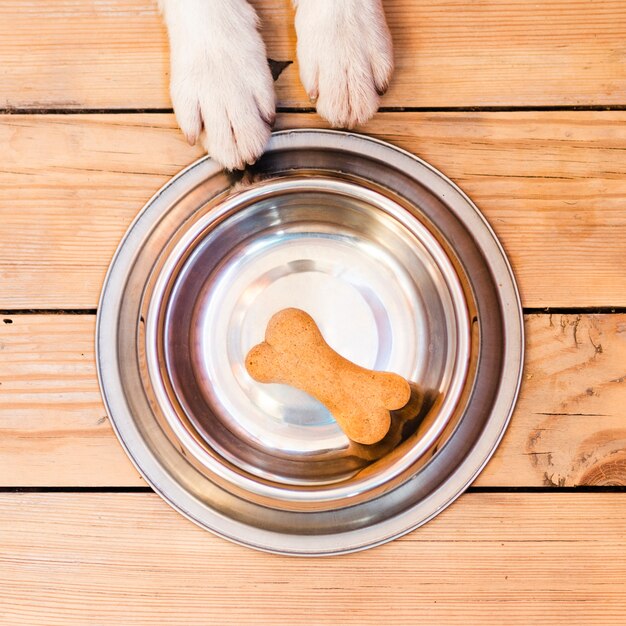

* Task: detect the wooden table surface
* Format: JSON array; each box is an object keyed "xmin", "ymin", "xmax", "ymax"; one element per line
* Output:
[{"xmin": 1, "ymin": 1, "xmax": 626, "ymax": 624}]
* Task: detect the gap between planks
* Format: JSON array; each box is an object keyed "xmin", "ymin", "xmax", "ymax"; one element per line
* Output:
[{"xmin": 5, "ymin": 105, "xmax": 626, "ymax": 115}]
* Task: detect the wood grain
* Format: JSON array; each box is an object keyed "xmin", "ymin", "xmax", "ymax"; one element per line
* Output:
[
  {"xmin": 1, "ymin": 1, "xmax": 626, "ymax": 109},
  {"xmin": 1, "ymin": 313, "xmax": 625, "ymax": 487},
  {"xmin": 1, "ymin": 492, "xmax": 625, "ymax": 625},
  {"xmin": 0, "ymin": 315, "xmax": 143, "ymax": 486},
  {"xmin": 484, "ymin": 313, "xmax": 626, "ymax": 488},
  {"xmin": 2, "ymin": 0, "xmax": 623, "ymax": 616},
  {"xmin": 1, "ymin": 112, "xmax": 625, "ymax": 309}
]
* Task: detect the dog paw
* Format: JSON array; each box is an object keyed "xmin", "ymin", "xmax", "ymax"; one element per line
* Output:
[
  {"xmin": 294, "ymin": 0, "xmax": 393, "ymax": 128},
  {"xmin": 161, "ymin": 0, "xmax": 275, "ymax": 170}
]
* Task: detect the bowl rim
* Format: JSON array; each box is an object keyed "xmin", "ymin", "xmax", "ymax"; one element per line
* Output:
[
  {"xmin": 143, "ymin": 176, "xmax": 472, "ymax": 506},
  {"xmin": 96, "ymin": 129, "xmax": 524, "ymax": 555}
]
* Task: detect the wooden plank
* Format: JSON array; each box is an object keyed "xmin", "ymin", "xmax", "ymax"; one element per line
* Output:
[
  {"xmin": 0, "ymin": 315, "xmax": 143, "ymax": 486},
  {"xmin": 1, "ymin": 1, "xmax": 625, "ymax": 109},
  {"xmin": 481, "ymin": 313, "xmax": 626, "ymax": 488},
  {"xmin": 1, "ymin": 313, "xmax": 625, "ymax": 488},
  {"xmin": 0, "ymin": 492, "xmax": 625, "ymax": 624},
  {"xmin": 1, "ymin": 112, "xmax": 625, "ymax": 309}
]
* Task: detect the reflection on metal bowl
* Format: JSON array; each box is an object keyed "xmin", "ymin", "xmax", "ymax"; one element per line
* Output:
[{"xmin": 97, "ymin": 130, "xmax": 523, "ymax": 554}]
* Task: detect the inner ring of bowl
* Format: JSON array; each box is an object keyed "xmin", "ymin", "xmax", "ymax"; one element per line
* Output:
[{"xmin": 145, "ymin": 178, "xmax": 471, "ymax": 505}]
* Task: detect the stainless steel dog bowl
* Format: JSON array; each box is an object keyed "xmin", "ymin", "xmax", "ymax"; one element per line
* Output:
[{"xmin": 97, "ymin": 129, "xmax": 523, "ymax": 555}]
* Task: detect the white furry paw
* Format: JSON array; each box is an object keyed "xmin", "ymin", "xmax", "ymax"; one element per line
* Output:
[
  {"xmin": 294, "ymin": 0, "xmax": 393, "ymax": 128},
  {"xmin": 161, "ymin": 0, "xmax": 275, "ymax": 170}
]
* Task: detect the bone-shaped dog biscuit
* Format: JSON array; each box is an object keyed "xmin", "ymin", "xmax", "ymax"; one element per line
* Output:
[{"xmin": 245, "ymin": 308, "xmax": 411, "ymax": 445}]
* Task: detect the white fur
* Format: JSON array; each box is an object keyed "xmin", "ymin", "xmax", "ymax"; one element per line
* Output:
[
  {"xmin": 293, "ymin": 0, "xmax": 393, "ymax": 128},
  {"xmin": 159, "ymin": 0, "xmax": 275, "ymax": 170},
  {"xmin": 159, "ymin": 0, "xmax": 393, "ymax": 168}
]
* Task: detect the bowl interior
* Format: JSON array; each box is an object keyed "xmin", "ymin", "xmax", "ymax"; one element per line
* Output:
[{"xmin": 155, "ymin": 183, "xmax": 470, "ymax": 494}]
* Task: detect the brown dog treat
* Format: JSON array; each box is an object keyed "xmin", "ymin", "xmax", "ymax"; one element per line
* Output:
[{"xmin": 245, "ymin": 308, "xmax": 411, "ymax": 445}]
